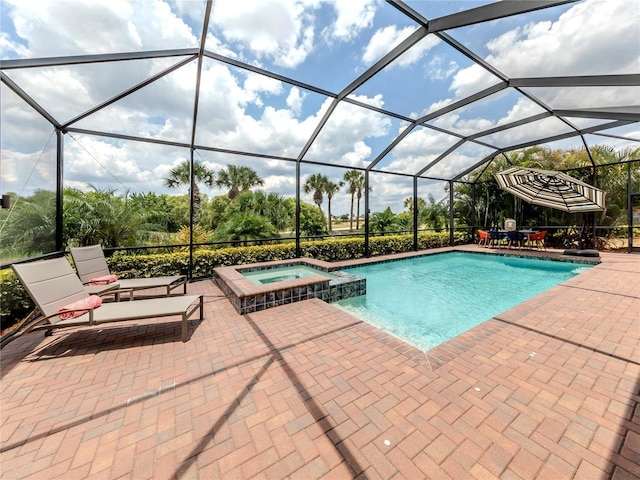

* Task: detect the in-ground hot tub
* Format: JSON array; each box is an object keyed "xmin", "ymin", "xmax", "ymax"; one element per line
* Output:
[
  {"xmin": 214, "ymin": 259, "xmax": 365, "ymax": 315},
  {"xmin": 242, "ymin": 264, "xmax": 339, "ymax": 285}
]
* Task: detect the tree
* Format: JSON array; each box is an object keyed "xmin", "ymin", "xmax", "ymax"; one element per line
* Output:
[
  {"xmin": 355, "ymin": 174, "xmax": 370, "ymax": 230},
  {"xmin": 324, "ymin": 179, "xmax": 344, "ymax": 232},
  {"xmin": 403, "ymin": 196, "xmax": 426, "ymax": 214},
  {"xmin": 1, "ymin": 189, "xmax": 56, "ymax": 255},
  {"xmin": 420, "ymin": 194, "xmax": 449, "ymax": 232},
  {"xmin": 213, "ymin": 214, "xmax": 279, "ymax": 245},
  {"xmin": 227, "ymin": 191, "xmax": 291, "ymax": 232},
  {"xmin": 216, "ymin": 165, "xmax": 264, "ymax": 200},
  {"xmin": 303, "ymin": 173, "xmax": 328, "ymax": 220},
  {"xmin": 164, "ymin": 160, "xmax": 215, "ymax": 223},
  {"xmin": 343, "ymin": 169, "xmax": 362, "ymax": 231},
  {"xmin": 284, "ymin": 198, "xmax": 327, "ymax": 237},
  {"xmin": 64, "ymin": 186, "xmax": 162, "ymax": 247},
  {"xmin": 201, "ymin": 194, "xmax": 232, "ymax": 230},
  {"xmin": 369, "ymin": 207, "xmax": 399, "ymax": 235}
]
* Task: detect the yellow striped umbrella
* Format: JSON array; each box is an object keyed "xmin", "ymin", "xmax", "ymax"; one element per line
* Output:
[{"xmin": 493, "ymin": 167, "xmax": 606, "ymax": 213}]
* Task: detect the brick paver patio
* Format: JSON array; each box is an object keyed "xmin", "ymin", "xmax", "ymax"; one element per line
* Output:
[{"xmin": 1, "ymin": 246, "xmax": 638, "ymax": 479}]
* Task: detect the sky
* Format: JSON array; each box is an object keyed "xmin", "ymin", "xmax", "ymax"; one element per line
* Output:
[{"xmin": 1, "ymin": 0, "xmax": 639, "ymax": 216}]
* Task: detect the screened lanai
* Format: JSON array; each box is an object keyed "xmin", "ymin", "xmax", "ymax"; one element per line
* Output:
[{"xmin": 1, "ymin": 0, "xmax": 639, "ymax": 266}]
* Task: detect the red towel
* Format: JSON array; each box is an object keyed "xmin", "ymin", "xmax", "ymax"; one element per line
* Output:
[
  {"xmin": 58, "ymin": 295, "xmax": 103, "ymax": 320},
  {"xmin": 87, "ymin": 274, "xmax": 118, "ymax": 286}
]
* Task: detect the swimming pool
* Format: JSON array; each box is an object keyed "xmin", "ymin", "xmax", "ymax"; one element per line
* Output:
[{"xmin": 336, "ymin": 252, "xmax": 592, "ymax": 351}]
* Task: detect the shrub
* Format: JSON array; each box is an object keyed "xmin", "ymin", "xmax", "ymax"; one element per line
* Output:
[{"xmin": 1, "ymin": 268, "xmax": 35, "ymax": 331}]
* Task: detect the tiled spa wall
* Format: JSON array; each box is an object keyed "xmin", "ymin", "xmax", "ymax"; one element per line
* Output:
[{"xmin": 218, "ymin": 269, "xmax": 366, "ymax": 315}]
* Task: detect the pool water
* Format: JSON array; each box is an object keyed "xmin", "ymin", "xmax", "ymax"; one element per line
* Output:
[
  {"xmin": 242, "ymin": 265, "xmax": 337, "ymax": 285},
  {"xmin": 336, "ymin": 252, "xmax": 591, "ymax": 351}
]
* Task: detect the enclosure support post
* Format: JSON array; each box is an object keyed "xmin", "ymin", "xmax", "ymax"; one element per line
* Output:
[
  {"xmin": 295, "ymin": 161, "xmax": 301, "ymax": 258},
  {"xmin": 364, "ymin": 171, "xmax": 370, "ymax": 257},
  {"xmin": 188, "ymin": 148, "xmax": 195, "ymax": 280},
  {"xmin": 55, "ymin": 129, "xmax": 64, "ymax": 252},
  {"xmin": 413, "ymin": 177, "xmax": 418, "ymax": 251},
  {"xmin": 471, "ymin": 182, "xmax": 476, "ymax": 242},
  {"xmin": 628, "ymin": 162, "xmax": 633, "ymax": 254},
  {"xmin": 449, "ymin": 180, "xmax": 454, "ymax": 246}
]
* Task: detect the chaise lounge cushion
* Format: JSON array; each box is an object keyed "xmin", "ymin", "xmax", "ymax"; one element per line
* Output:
[{"xmin": 58, "ymin": 295, "xmax": 103, "ymax": 319}]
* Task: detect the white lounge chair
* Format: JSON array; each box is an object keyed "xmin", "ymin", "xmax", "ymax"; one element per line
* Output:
[
  {"xmin": 70, "ymin": 245, "xmax": 186, "ymax": 297},
  {"xmin": 2, "ymin": 257, "xmax": 203, "ymax": 349}
]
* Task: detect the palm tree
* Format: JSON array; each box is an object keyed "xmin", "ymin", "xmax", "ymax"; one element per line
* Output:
[
  {"xmin": 229, "ymin": 191, "xmax": 291, "ymax": 232},
  {"xmin": 343, "ymin": 169, "xmax": 362, "ymax": 231},
  {"xmin": 164, "ymin": 160, "xmax": 215, "ymax": 222},
  {"xmin": 303, "ymin": 173, "xmax": 328, "ymax": 220},
  {"xmin": 355, "ymin": 174, "xmax": 371, "ymax": 230},
  {"xmin": 369, "ymin": 207, "xmax": 398, "ymax": 235},
  {"xmin": 403, "ymin": 197, "xmax": 427, "ymax": 213},
  {"xmin": 216, "ymin": 165, "xmax": 264, "ymax": 200},
  {"xmin": 214, "ymin": 213, "xmax": 279, "ymax": 246},
  {"xmin": 421, "ymin": 194, "xmax": 449, "ymax": 232},
  {"xmin": 324, "ymin": 179, "xmax": 344, "ymax": 232}
]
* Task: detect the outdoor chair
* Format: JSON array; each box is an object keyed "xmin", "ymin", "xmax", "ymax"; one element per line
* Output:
[
  {"xmin": 506, "ymin": 230, "xmax": 523, "ymax": 249},
  {"xmin": 489, "ymin": 230, "xmax": 505, "ymax": 248},
  {"xmin": 477, "ymin": 229, "xmax": 490, "ymax": 247},
  {"xmin": 70, "ymin": 245, "xmax": 186, "ymax": 297},
  {"xmin": 2, "ymin": 257, "xmax": 203, "ymax": 349},
  {"xmin": 527, "ymin": 231, "xmax": 547, "ymax": 251}
]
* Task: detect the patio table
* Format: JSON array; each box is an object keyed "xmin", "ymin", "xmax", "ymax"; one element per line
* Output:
[{"xmin": 519, "ymin": 229, "xmax": 537, "ymax": 249}]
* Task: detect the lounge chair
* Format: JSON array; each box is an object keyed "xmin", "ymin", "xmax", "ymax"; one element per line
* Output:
[
  {"xmin": 70, "ymin": 245, "xmax": 186, "ymax": 297},
  {"xmin": 2, "ymin": 257, "xmax": 203, "ymax": 349}
]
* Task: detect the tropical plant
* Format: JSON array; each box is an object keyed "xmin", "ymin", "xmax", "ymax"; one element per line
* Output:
[
  {"xmin": 164, "ymin": 160, "xmax": 215, "ymax": 222},
  {"xmin": 174, "ymin": 223, "xmax": 213, "ymax": 251},
  {"xmin": 369, "ymin": 207, "xmax": 399, "ymax": 235},
  {"xmin": 343, "ymin": 169, "xmax": 363, "ymax": 230},
  {"xmin": 64, "ymin": 186, "xmax": 163, "ymax": 247},
  {"xmin": 303, "ymin": 173, "xmax": 329, "ymax": 219},
  {"xmin": 128, "ymin": 192, "xmax": 172, "ymax": 232},
  {"xmin": 226, "ymin": 191, "xmax": 292, "ymax": 232},
  {"xmin": 324, "ymin": 179, "xmax": 344, "ymax": 232},
  {"xmin": 403, "ymin": 196, "xmax": 427, "ymax": 214},
  {"xmin": 300, "ymin": 216, "xmax": 327, "ymax": 237},
  {"xmin": 215, "ymin": 165, "xmax": 264, "ymax": 200},
  {"xmin": 420, "ymin": 194, "xmax": 449, "ymax": 232},
  {"xmin": 0, "ymin": 189, "xmax": 56, "ymax": 255},
  {"xmin": 213, "ymin": 213, "xmax": 279, "ymax": 245},
  {"xmin": 355, "ymin": 174, "xmax": 370, "ymax": 230},
  {"xmin": 284, "ymin": 198, "xmax": 327, "ymax": 237}
]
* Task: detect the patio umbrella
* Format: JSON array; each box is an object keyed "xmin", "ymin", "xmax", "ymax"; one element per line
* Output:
[{"xmin": 493, "ymin": 166, "xmax": 606, "ymax": 213}]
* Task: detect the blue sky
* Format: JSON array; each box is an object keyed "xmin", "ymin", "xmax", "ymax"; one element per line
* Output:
[{"xmin": 1, "ymin": 0, "xmax": 638, "ymax": 216}]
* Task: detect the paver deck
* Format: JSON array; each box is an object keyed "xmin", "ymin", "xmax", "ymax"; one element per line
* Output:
[{"xmin": 1, "ymin": 246, "xmax": 639, "ymax": 479}]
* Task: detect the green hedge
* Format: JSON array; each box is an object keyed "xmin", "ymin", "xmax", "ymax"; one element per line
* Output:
[{"xmin": 1, "ymin": 232, "xmax": 463, "ymax": 330}]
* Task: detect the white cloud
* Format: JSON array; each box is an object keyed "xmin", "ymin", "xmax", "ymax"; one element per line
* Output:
[
  {"xmin": 286, "ymin": 87, "xmax": 306, "ymax": 116},
  {"xmin": 426, "ymin": 55, "xmax": 459, "ymax": 81},
  {"xmin": 484, "ymin": 0, "xmax": 639, "ymax": 77},
  {"xmin": 362, "ymin": 26, "xmax": 439, "ymax": 68},
  {"xmin": 211, "ymin": 0, "xmax": 315, "ymax": 69},
  {"xmin": 4, "ymin": 0, "xmax": 197, "ymax": 56},
  {"xmin": 321, "ymin": 0, "xmax": 378, "ymax": 42}
]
